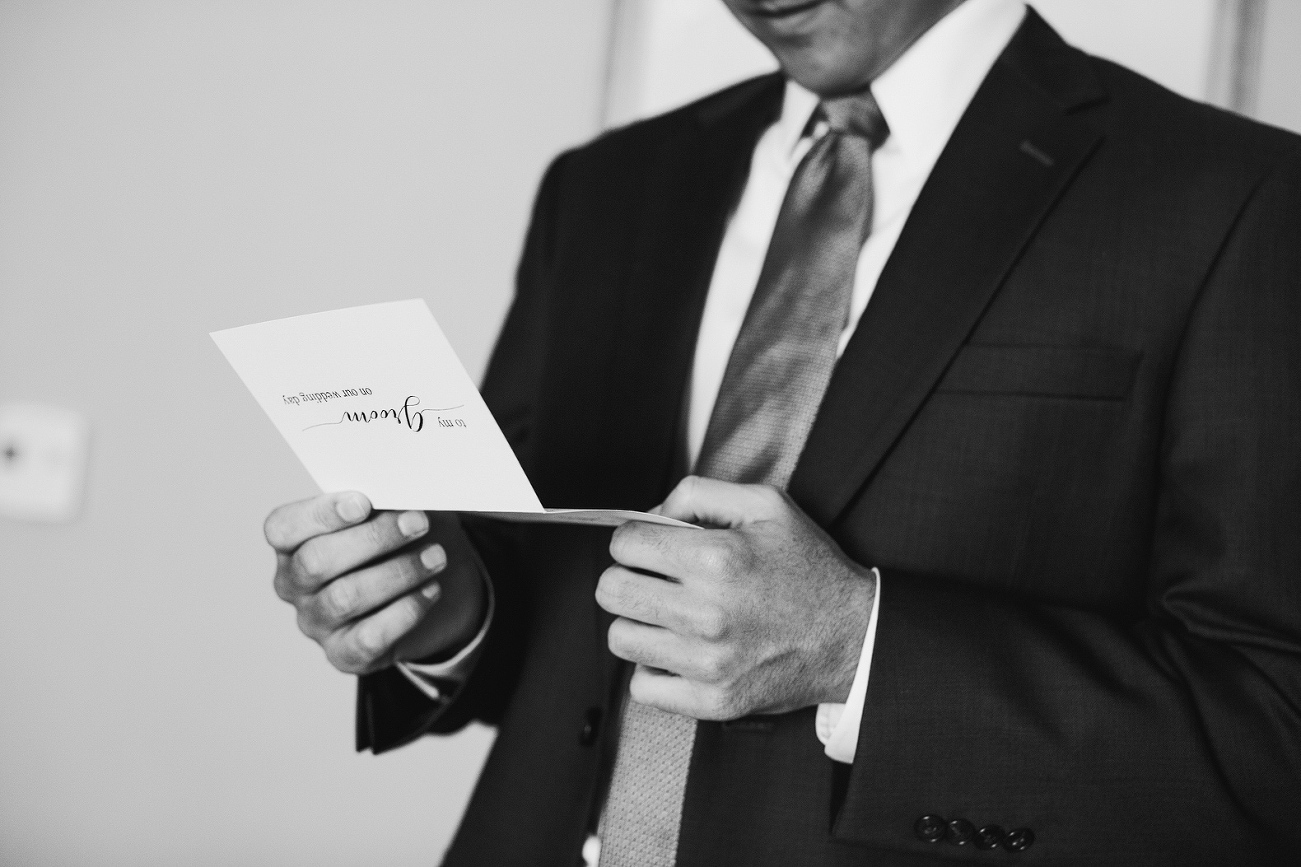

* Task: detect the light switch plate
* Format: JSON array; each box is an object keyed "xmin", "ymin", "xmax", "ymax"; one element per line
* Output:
[{"xmin": 0, "ymin": 403, "xmax": 91, "ymax": 523}]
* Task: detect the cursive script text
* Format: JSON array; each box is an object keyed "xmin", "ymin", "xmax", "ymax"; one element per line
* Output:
[{"xmin": 302, "ymin": 395, "xmax": 465, "ymax": 432}]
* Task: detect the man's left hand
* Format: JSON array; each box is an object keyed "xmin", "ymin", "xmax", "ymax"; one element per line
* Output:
[{"xmin": 596, "ymin": 475, "xmax": 876, "ymax": 721}]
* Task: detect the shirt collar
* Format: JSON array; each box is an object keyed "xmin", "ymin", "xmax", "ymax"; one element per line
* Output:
[{"xmin": 774, "ymin": 0, "xmax": 1026, "ymax": 165}]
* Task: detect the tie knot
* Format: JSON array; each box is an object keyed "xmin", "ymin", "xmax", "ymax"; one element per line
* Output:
[{"xmin": 818, "ymin": 90, "xmax": 889, "ymax": 148}]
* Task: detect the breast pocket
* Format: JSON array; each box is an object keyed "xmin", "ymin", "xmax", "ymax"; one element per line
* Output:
[
  {"xmin": 935, "ymin": 344, "xmax": 1141, "ymax": 400},
  {"xmin": 849, "ymin": 343, "xmax": 1144, "ymax": 591}
]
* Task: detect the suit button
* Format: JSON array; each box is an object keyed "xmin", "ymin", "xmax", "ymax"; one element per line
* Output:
[
  {"xmin": 945, "ymin": 818, "xmax": 976, "ymax": 845},
  {"xmin": 1003, "ymin": 827, "xmax": 1035, "ymax": 852},
  {"xmin": 975, "ymin": 825, "xmax": 1005, "ymax": 850},
  {"xmin": 914, "ymin": 815, "xmax": 946, "ymax": 844},
  {"xmin": 579, "ymin": 708, "xmax": 602, "ymax": 746}
]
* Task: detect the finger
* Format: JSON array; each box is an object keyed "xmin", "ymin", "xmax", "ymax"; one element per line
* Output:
[
  {"xmin": 607, "ymin": 520, "xmax": 702, "ymax": 577},
  {"xmin": 609, "ymin": 521, "xmax": 748, "ymax": 591},
  {"xmin": 608, "ymin": 617, "xmax": 732, "ymax": 686},
  {"xmin": 655, "ymin": 475, "xmax": 784, "ymax": 529},
  {"xmin": 607, "ymin": 618, "xmax": 680, "ymax": 670},
  {"xmin": 594, "ymin": 564, "xmax": 685, "ymax": 628},
  {"xmin": 299, "ymin": 543, "xmax": 447, "ymax": 637},
  {"xmin": 265, "ymin": 492, "xmax": 372, "ymax": 553},
  {"xmin": 598, "ymin": 563, "xmax": 732, "ymax": 649},
  {"xmin": 629, "ymin": 665, "xmax": 737, "ymax": 721},
  {"xmin": 281, "ymin": 509, "xmax": 431, "ymax": 598},
  {"xmin": 322, "ymin": 584, "xmax": 441, "ymax": 675}
]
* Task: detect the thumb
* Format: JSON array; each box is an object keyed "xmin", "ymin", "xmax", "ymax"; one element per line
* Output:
[{"xmin": 655, "ymin": 475, "xmax": 782, "ymax": 529}]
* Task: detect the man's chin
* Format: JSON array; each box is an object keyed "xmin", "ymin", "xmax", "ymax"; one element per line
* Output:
[{"xmin": 778, "ymin": 52, "xmax": 876, "ymax": 98}]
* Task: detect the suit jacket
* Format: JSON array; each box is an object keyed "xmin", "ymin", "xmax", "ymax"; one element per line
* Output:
[{"xmin": 356, "ymin": 11, "xmax": 1301, "ymax": 866}]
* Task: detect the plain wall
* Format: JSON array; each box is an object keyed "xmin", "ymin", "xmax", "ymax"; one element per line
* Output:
[
  {"xmin": 1256, "ymin": 0, "xmax": 1301, "ymax": 133},
  {"xmin": 0, "ymin": 2, "xmax": 609, "ymax": 865}
]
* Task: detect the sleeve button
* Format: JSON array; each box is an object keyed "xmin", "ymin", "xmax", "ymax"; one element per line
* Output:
[
  {"xmin": 945, "ymin": 818, "xmax": 976, "ymax": 845},
  {"xmin": 1003, "ymin": 827, "xmax": 1035, "ymax": 852},
  {"xmin": 914, "ymin": 815, "xmax": 947, "ymax": 843},
  {"xmin": 975, "ymin": 824, "xmax": 1005, "ymax": 850}
]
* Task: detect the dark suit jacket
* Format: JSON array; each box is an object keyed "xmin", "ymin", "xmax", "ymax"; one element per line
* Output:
[{"xmin": 356, "ymin": 10, "xmax": 1301, "ymax": 866}]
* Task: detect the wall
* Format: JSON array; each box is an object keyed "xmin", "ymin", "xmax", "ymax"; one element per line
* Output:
[
  {"xmin": 0, "ymin": 2, "xmax": 609, "ymax": 865},
  {"xmin": 1255, "ymin": 0, "xmax": 1301, "ymax": 132}
]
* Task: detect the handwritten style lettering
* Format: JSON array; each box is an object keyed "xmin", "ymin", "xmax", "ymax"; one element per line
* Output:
[{"xmin": 302, "ymin": 396, "xmax": 465, "ymax": 432}]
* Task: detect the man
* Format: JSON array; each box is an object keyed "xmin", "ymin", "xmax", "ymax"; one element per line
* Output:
[{"xmin": 264, "ymin": 0, "xmax": 1301, "ymax": 864}]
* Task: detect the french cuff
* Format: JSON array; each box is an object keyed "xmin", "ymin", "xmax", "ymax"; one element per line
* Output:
[
  {"xmin": 395, "ymin": 572, "xmax": 495, "ymax": 702},
  {"xmin": 815, "ymin": 568, "xmax": 881, "ymax": 764}
]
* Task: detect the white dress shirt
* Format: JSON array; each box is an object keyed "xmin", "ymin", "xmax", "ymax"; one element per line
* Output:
[{"xmin": 401, "ymin": 0, "xmax": 1027, "ymax": 767}]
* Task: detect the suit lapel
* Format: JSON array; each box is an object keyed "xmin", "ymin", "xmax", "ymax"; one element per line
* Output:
[
  {"xmin": 590, "ymin": 75, "xmax": 784, "ymax": 510},
  {"xmin": 574, "ymin": 76, "xmax": 784, "ymax": 690},
  {"xmin": 788, "ymin": 11, "xmax": 1107, "ymax": 528}
]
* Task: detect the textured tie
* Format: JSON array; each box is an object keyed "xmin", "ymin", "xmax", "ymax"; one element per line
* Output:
[{"xmin": 597, "ymin": 91, "xmax": 888, "ymax": 867}]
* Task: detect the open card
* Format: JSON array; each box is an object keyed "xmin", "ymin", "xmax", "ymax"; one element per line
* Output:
[{"xmin": 211, "ymin": 299, "xmax": 690, "ymax": 528}]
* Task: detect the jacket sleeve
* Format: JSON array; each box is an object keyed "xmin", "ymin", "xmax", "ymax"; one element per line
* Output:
[
  {"xmin": 356, "ymin": 152, "xmax": 571, "ymax": 754},
  {"xmin": 833, "ymin": 147, "xmax": 1301, "ymax": 862}
]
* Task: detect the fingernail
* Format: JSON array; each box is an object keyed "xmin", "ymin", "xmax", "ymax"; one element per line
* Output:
[
  {"xmin": 398, "ymin": 511, "xmax": 429, "ymax": 538},
  {"xmin": 420, "ymin": 581, "xmax": 442, "ymax": 601},
  {"xmin": 336, "ymin": 495, "xmax": 367, "ymax": 523},
  {"xmin": 420, "ymin": 544, "xmax": 447, "ymax": 572}
]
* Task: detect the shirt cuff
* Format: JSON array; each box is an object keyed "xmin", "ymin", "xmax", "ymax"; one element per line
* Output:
[
  {"xmin": 395, "ymin": 571, "xmax": 495, "ymax": 702},
  {"xmin": 815, "ymin": 568, "xmax": 881, "ymax": 764}
]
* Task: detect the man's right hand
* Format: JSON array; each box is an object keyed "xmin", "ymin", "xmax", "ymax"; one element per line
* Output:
[{"xmin": 265, "ymin": 492, "xmax": 487, "ymax": 676}]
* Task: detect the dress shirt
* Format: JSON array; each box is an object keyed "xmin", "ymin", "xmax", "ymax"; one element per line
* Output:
[
  {"xmin": 400, "ymin": 0, "xmax": 1027, "ymax": 766},
  {"xmin": 690, "ymin": 0, "xmax": 1025, "ymax": 763}
]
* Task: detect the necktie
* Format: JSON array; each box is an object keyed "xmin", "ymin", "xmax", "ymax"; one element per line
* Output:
[{"xmin": 597, "ymin": 90, "xmax": 888, "ymax": 867}]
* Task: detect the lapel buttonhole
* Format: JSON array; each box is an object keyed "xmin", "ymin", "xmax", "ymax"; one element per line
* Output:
[{"xmin": 1019, "ymin": 139, "xmax": 1056, "ymax": 167}]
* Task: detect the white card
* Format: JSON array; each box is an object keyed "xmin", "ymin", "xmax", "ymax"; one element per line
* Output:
[{"xmin": 211, "ymin": 300, "xmax": 690, "ymax": 528}]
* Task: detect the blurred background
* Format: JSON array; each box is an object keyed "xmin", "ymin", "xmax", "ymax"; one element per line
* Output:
[{"xmin": 1, "ymin": 1, "xmax": 1297, "ymax": 864}]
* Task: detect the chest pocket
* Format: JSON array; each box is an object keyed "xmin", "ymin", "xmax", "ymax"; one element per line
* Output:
[{"xmin": 935, "ymin": 344, "xmax": 1141, "ymax": 400}]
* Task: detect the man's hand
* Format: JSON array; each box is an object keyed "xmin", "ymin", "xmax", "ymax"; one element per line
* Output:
[
  {"xmin": 265, "ymin": 492, "xmax": 487, "ymax": 675},
  {"xmin": 596, "ymin": 476, "xmax": 876, "ymax": 721}
]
